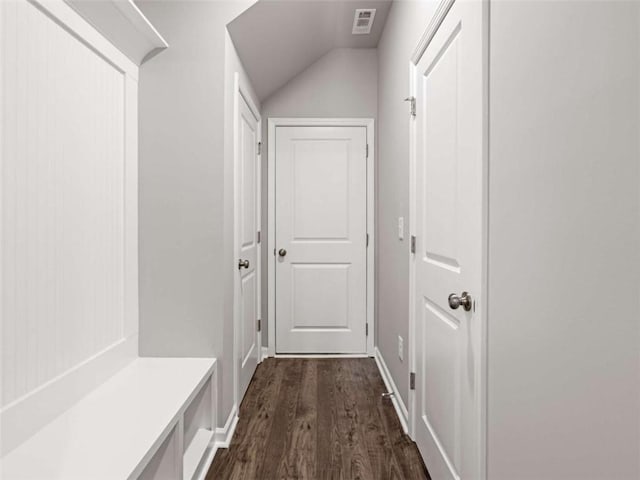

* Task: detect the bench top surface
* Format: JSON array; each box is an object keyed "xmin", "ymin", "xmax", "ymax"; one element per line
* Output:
[{"xmin": 1, "ymin": 357, "xmax": 216, "ymax": 480}]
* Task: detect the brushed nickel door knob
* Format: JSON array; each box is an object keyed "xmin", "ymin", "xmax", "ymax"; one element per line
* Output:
[
  {"xmin": 448, "ymin": 292, "xmax": 472, "ymax": 311},
  {"xmin": 278, "ymin": 249, "xmax": 287, "ymax": 257}
]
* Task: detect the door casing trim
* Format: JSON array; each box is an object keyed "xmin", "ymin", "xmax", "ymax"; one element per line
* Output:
[{"xmin": 267, "ymin": 118, "xmax": 375, "ymax": 357}]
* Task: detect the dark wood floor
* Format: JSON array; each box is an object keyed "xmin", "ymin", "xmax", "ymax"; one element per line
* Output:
[{"xmin": 207, "ymin": 358, "xmax": 429, "ymax": 480}]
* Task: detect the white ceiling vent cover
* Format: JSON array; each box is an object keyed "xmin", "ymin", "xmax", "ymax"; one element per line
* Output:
[{"xmin": 352, "ymin": 9, "xmax": 376, "ymax": 35}]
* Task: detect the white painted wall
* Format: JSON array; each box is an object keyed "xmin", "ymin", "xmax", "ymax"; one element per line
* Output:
[
  {"xmin": 227, "ymin": 1, "xmax": 391, "ymax": 101},
  {"xmin": 376, "ymin": 0, "xmax": 437, "ymax": 408},
  {"xmin": 259, "ymin": 47, "xmax": 378, "ymax": 346},
  {"xmin": 487, "ymin": 1, "xmax": 640, "ymax": 477},
  {"xmin": 0, "ymin": 0, "xmax": 140, "ymax": 455},
  {"xmin": 137, "ymin": 0, "xmax": 257, "ymax": 427}
]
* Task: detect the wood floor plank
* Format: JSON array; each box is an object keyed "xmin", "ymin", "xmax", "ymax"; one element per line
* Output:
[
  {"xmin": 205, "ymin": 359, "xmax": 284, "ymax": 480},
  {"xmin": 352, "ymin": 358, "xmax": 396, "ymax": 479},
  {"xmin": 257, "ymin": 359, "xmax": 303, "ymax": 479},
  {"xmin": 208, "ymin": 358, "xmax": 429, "ymax": 480},
  {"xmin": 278, "ymin": 359, "xmax": 317, "ymax": 479},
  {"xmin": 316, "ymin": 360, "xmax": 344, "ymax": 480},
  {"xmin": 362, "ymin": 360, "xmax": 430, "ymax": 480},
  {"xmin": 333, "ymin": 359, "xmax": 375, "ymax": 480}
]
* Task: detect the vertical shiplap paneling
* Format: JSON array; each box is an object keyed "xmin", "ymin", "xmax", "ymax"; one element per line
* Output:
[{"xmin": 1, "ymin": 0, "xmax": 126, "ymax": 407}]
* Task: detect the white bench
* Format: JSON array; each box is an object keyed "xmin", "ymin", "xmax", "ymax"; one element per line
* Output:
[{"xmin": 1, "ymin": 358, "xmax": 218, "ymax": 480}]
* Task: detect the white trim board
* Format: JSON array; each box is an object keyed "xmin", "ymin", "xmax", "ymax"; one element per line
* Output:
[
  {"xmin": 374, "ymin": 348, "xmax": 409, "ymax": 434},
  {"xmin": 215, "ymin": 403, "xmax": 239, "ymax": 449},
  {"xmin": 65, "ymin": 0, "xmax": 168, "ymax": 65},
  {"xmin": 267, "ymin": 117, "xmax": 376, "ymax": 357},
  {"xmin": 273, "ymin": 354, "xmax": 370, "ymax": 359},
  {"xmin": 192, "ymin": 441, "xmax": 218, "ymax": 480},
  {"xmin": 411, "ymin": 0, "xmax": 456, "ymax": 64},
  {"xmin": 192, "ymin": 405, "xmax": 239, "ymax": 480}
]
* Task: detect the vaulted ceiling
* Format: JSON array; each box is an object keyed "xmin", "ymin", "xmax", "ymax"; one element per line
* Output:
[{"xmin": 228, "ymin": 0, "xmax": 392, "ymax": 101}]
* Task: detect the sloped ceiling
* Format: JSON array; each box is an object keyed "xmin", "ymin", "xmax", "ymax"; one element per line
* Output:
[{"xmin": 227, "ymin": 0, "xmax": 392, "ymax": 101}]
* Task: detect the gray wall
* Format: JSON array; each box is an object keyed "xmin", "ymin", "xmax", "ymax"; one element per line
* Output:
[
  {"xmin": 375, "ymin": 0, "xmax": 436, "ymax": 408},
  {"xmin": 260, "ymin": 47, "xmax": 378, "ymax": 346},
  {"xmin": 137, "ymin": 0, "xmax": 256, "ymax": 426},
  {"xmin": 487, "ymin": 1, "xmax": 640, "ymax": 477}
]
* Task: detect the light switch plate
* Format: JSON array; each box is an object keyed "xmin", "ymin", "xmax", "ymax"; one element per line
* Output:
[{"xmin": 398, "ymin": 217, "xmax": 404, "ymax": 240}]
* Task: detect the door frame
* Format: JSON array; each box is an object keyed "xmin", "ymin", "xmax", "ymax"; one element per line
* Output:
[
  {"xmin": 233, "ymin": 72, "xmax": 262, "ymax": 413},
  {"xmin": 407, "ymin": 0, "xmax": 489, "ymax": 478},
  {"xmin": 267, "ymin": 118, "xmax": 375, "ymax": 357}
]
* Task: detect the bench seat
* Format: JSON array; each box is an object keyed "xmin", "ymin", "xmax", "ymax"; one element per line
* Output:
[{"xmin": 1, "ymin": 357, "xmax": 217, "ymax": 480}]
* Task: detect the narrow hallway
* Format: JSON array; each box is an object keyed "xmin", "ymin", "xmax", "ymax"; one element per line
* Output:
[{"xmin": 207, "ymin": 359, "xmax": 429, "ymax": 479}]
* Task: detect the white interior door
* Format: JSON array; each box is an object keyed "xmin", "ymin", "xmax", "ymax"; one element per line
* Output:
[
  {"xmin": 236, "ymin": 93, "xmax": 260, "ymax": 402},
  {"xmin": 412, "ymin": 0, "xmax": 484, "ymax": 478},
  {"xmin": 275, "ymin": 126, "xmax": 367, "ymax": 354}
]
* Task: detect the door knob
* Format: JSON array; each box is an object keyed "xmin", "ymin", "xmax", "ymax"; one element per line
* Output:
[
  {"xmin": 238, "ymin": 259, "xmax": 250, "ymax": 269},
  {"xmin": 278, "ymin": 249, "xmax": 287, "ymax": 257},
  {"xmin": 448, "ymin": 292, "xmax": 472, "ymax": 311}
]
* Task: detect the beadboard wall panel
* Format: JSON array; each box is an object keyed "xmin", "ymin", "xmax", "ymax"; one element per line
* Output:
[{"xmin": 0, "ymin": 0, "xmax": 139, "ymax": 453}]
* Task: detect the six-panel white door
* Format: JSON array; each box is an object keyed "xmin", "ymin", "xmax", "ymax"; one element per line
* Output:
[
  {"xmin": 237, "ymin": 94, "xmax": 260, "ymax": 402},
  {"xmin": 275, "ymin": 126, "xmax": 367, "ymax": 354},
  {"xmin": 412, "ymin": 0, "xmax": 484, "ymax": 478}
]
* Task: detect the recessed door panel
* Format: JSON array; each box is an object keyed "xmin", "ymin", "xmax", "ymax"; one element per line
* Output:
[
  {"xmin": 241, "ymin": 118, "xmax": 257, "ymax": 249},
  {"xmin": 241, "ymin": 271, "xmax": 257, "ymax": 367},
  {"xmin": 423, "ymin": 26, "xmax": 461, "ymax": 270},
  {"xmin": 420, "ymin": 298, "xmax": 460, "ymax": 478},
  {"xmin": 292, "ymin": 140, "xmax": 350, "ymax": 241},
  {"xmin": 291, "ymin": 264, "xmax": 350, "ymax": 330}
]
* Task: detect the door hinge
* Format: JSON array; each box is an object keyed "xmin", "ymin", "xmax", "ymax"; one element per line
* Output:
[
  {"xmin": 366, "ymin": 323, "xmax": 369, "ymax": 336},
  {"xmin": 366, "ymin": 233, "xmax": 369, "ymax": 247},
  {"xmin": 257, "ymin": 141, "xmax": 262, "ymax": 155},
  {"xmin": 257, "ymin": 319, "xmax": 261, "ymax": 332},
  {"xmin": 404, "ymin": 96, "xmax": 416, "ymax": 117},
  {"xmin": 257, "ymin": 230, "xmax": 261, "ymax": 243},
  {"xmin": 366, "ymin": 144, "xmax": 369, "ymax": 159},
  {"xmin": 410, "ymin": 235, "xmax": 416, "ymax": 254},
  {"xmin": 410, "ymin": 372, "xmax": 416, "ymax": 390}
]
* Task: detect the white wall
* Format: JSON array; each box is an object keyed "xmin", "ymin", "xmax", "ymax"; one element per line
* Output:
[
  {"xmin": 137, "ymin": 0, "xmax": 256, "ymax": 427},
  {"xmin": 487, "ymin": 1, "xmax": 640, "ymax": 478},
  {"xmin": 259, "ymin": 47, "xmax": 378, "ymax": 346},
  {"xmin": 1, "ymin": 0, "xmax": 139, "ymax": 455},
  {"xmin": 376, "ymin": 0, "xmax": 436, "ymax": 408}
]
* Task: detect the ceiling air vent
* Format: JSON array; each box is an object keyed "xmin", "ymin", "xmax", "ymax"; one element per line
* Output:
[{"xmin": 352, "ymin": 9, "xmax": 376, "ymax": 35}]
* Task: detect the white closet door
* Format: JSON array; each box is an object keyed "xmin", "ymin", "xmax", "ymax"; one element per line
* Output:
[
  {"xmin": 237, "ymin": 94, "xmax": 260, "ymax": 402},
  {"xmin": 412, "ymin": 0, "xmax": 485, "ymax": 478},
  {"xmin": 275, "ymin": 126, "xmax": 367, "ymax": 354}
]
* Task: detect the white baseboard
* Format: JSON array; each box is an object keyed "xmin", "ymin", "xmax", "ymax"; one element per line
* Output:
[
  {"xmin": 193, "ymin": 441, "xmax": 218, "ymax": 480},
  {"xmin": 261, "ymin": 346, "xmax": 269, "ymax": 362},
  {"xmin": 215, "ymin": 403, "xmax": 239, "ymax": 449},
  {"xmin": 374, "ymin": 347, "xmax": 409, "ymax": 434},
  {"xmin": 169, "ymin": 379, "xmax": 236, "ymax": 480},
  {"xmin": 274, "ymin": 353, "xmax": 369, "ymax": 358}
]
